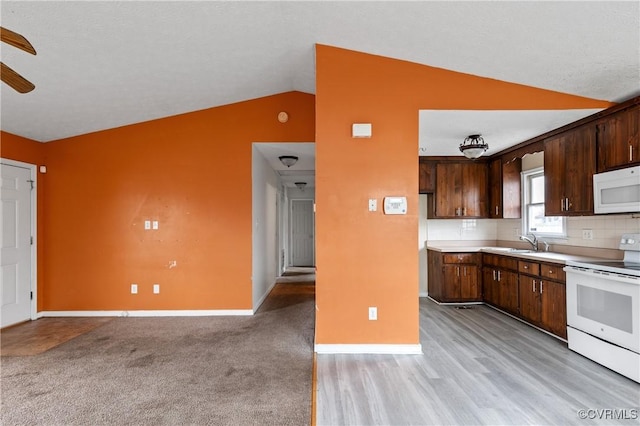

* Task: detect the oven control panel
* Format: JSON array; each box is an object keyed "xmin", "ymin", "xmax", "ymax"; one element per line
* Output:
[{"xmin": 620, "ymin": 233, "xmax": 640, "ymax": 251}]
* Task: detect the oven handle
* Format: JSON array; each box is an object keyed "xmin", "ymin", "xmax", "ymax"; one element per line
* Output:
[{"xmin": 564, "ymin": 265, "xmax": 640, "ymax": 284}]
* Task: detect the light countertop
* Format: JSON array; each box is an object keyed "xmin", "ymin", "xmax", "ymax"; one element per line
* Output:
[{"xmin": 426, "ymin": 243, "xmax": 605, "ymax": 265}]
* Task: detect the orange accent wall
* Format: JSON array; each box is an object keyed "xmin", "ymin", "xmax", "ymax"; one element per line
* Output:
[
  {"xmin": 1, "ymin": 131, "xmax": 47, "ymax": 311},
  {"xmin": 39, "ymin": 91, "xmax": 314, "ymax": 311},
  {"xmin": 314, "ymin": 45, "xmax": 612, "ymax": 345}
]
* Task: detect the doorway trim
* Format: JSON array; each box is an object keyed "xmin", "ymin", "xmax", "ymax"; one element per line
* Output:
[{"xmin": 0, "ymin": 158, "xmax": 38, "ymax": 323}]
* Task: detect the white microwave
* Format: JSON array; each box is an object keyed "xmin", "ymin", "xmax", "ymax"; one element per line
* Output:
[{"xmin": 593, "ymin": 166, "xmax": 640, "ymax": 214}]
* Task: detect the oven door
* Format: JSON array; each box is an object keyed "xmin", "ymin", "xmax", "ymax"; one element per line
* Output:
[{"xmin": 565, "ymin": 266, "xmax": 640, "ymax": 353}]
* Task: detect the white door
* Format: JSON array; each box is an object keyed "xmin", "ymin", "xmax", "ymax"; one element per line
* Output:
[
  {"xmin": 1, "ymin": 163, "xmax": 33, "ymax": 328},
  {"xmin": 290, "ymin": 199, "xmax": 314, "ymax": 266}
]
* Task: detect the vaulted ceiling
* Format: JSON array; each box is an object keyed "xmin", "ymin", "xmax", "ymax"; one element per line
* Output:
[{"xmin": 1, "ymin": 1, "xmax": 638, "ymax": 147}]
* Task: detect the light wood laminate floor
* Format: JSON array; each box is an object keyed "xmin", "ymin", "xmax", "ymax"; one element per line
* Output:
[{"xmin": 316, "ymin": 298, "xmax": 640, "ymax": 425}]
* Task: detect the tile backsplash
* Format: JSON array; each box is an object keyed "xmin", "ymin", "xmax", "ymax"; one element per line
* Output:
[
  {"xmin": 426, "ymin": 218, "xmax": 498, "ymax": 241},
  {"xmin": 497, "ymin": 214, "xmax": 640, "ymax": 249}
]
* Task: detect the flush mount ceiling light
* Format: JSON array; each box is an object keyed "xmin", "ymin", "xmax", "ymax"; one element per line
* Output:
[
  {"xmin": 459, "ymin": 134, "xmax": 489, "ymax": 159},
  {"xmin": 278, "ymin": 155, "xmax": 298, "ymax": 167},
  {"xmin": 295, "ymin": 182, "xmax": 307, "ymax": 191}
]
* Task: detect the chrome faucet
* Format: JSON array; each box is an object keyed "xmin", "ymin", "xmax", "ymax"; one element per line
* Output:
[{"xmin": 520, "ymin": 233, "xmax": 538, "ymax": 251}]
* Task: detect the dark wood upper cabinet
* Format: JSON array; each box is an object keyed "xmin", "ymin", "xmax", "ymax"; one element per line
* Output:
[
  {"xmin": 544, "ymin": 123, "xmax": 596, "ymax": 216},
  {"xmin": 489, "ymin": 158, "xmax": 521, "ymax": 218},
  {"xmin": 435, "ymin": 162, "xmax": 488, "ymax": 218},
  {"xmin": 418, "ymin": 159, "xmax": 436, "ymax": 193},
  {"xmin": 596, "ymin": 105, "xmax": 640, "ymax": 172}
]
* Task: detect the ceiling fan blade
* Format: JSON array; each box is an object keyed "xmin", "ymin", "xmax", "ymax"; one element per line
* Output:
[
  {"xmin": 1, "ymin": 27, "xmax": 36, "ymax": 55},
  {"xmin": 1, "ymin": 62, "xmax": 35, "ymax": 93}
]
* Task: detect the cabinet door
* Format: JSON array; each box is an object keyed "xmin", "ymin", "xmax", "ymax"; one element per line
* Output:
[
  {"xmin": 499, "ymin": 270, "xmax": 519, "ymax": 314},
  {"xmin": 460, "ymin": 265, "xmax": 481, "ymax": 301},
  {"xmin": 461, "ymin": 162, "xmax": 488, "ymax": 217},
  {"xmin": 435, "ymin": 163, "xmax": 462, "ymax": 217},
  {"xmin": 597, "ymin": 106, "xmax": 640, "ymax": 172},
  {"xmin": 518, "ymin": 276, "xmax": 541, "ymax": 324},
  {"xmin": 544, "ymin": 124, "xmax": 596, "ymax": 216},
  {"xmin": 564, "ymin": 124, "xmax": 596, "ymax": 214},
  {"xmin": 483, "ymin": 268, "xmax": 498, "ymax": 305},
  {"xmin": 489, "ymin": 158, "xmax": 502, "ymax": 218},
  {"xmin": 419, "ymin": 160, "xmax": 436, "ymax": 193},
  {"xmin": 427, "ymin": 250, "xmax": 443, "ymax": 301},
  {"xmin": 540, "ymin": 280, "xmax": 567, "ymax": 339},
  {"xmin": 544, "ymin": 134, "xmax": 566, "ymax": 216},
  {"xmin": 443, "ymin": 265, "xmax": 461, "ymax": 300},
  {"xmin": 502, "ymin": 159, "xmax": 521, "ymax": 219}
]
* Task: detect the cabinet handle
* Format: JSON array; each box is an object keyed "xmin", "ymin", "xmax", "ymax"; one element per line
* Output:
[
  {"xmin": 524, "ymin": 264, "xmax": 528, "ymax": 269},
  {"xmin": 497, "ymin": 270, "xmax": 501, "ymax": 282},
  {"xmin": 463, "ymin": 266, "xmax": 467, "ymax": 276},
  {"xmin": 495, "ymin": 206, "xmax": 499, "ymax": 216},
  {"xmin": 532, "ymin": 280, "xmax": 536, "ymax": 292},
  {"xmin": 561, "ymin": 198, "xmax": 565, "ymax": 211},
  {"xmin": 462, "ymin": 207, "xmax": 467, "ymax": 216},
  {"xmin": 493, "ymin": 270, "xmax": 497, "ymax": 280},
  {"xmin": 456, "ymin": 266, "xmax": 460, "ymax": 277},
  {"xmin": 540, "ymin": 281, "xmax": 543, "ymax": 294},
  {"xmin": 631, "ymin": 144, "xmax": 634, "ymax": 162},
  {"xmin": 566, "ymin": 197, "xmax": 571, "ymax": 211}
]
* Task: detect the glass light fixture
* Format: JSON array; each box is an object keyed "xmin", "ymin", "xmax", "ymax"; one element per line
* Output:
[
  {"xmin": 459, "ymin": 134, "xmax": 489, "ymax": 159},
  {"xmin": 278, "ymin": 155, "xmax": 298, "ymax": 167},
  {"xmin": 295, "ymin": 182, "xmax": 307, "ymax": 191}
]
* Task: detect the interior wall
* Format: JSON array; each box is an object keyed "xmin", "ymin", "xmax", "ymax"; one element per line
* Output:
[
  {"xmin": 252, "ymin": 145, "xmax": 279, "ymax": 310},
  {"xmin": 315, "ymin": 44, "xmax": 612, "ymax": 346},
  {"xmin": 1, "ymin": 131, "xmax": 47, "ymax": 311},
  {"xmin": 37, "ymin": 92, "xmax": 314, "ymax": 312}
]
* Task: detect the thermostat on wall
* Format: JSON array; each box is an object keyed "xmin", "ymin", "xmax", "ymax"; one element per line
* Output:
[{"xmin": 383, "ymin": 197, "xmax": 407, "ymax": 215}]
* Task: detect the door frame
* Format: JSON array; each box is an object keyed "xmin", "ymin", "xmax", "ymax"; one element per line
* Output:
[
  {"xmin": 288, "ymin": 198, "xmax": 315, "ymax": 267},
  {"xmin": 1, "ymin": 158, "xmax": 37, "ymax": 322}
]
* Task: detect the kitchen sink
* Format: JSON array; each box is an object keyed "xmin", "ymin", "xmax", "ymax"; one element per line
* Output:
[{"xmin": 508, "ymin": 249, "xmax": 535, "ymax": 253}]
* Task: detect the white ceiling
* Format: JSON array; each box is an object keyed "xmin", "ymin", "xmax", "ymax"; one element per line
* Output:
[
  {"xmin": 1, "ymin": 1, "xmax": 638, "ymax": 162},
  {"xmin": 254, "ymin": 143, "xmax": 315, "ymax": 188}
]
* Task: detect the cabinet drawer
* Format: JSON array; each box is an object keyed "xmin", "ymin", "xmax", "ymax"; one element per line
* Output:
[
  {"xmin": 541, "ymin": 263, "xmax": 566, "ymax": 282},
  {"xmin": 483, "ymin": 254, "xmax": 518, "ymax": 271},
  {"xmin": 443, "ymin": 253, "xmax": 479, "ymax": 264},
  {"xmin": 518, "ymin": 260, "xmax": 540, "ymax": 275}
]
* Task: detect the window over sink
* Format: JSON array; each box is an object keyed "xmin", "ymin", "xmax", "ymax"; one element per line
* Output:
[{"xmin": 522, "ymin": 167, "xmax": 566, "ymax": 238}]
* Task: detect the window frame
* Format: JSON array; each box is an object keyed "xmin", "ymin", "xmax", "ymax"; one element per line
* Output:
[{"xmin": 521, "ymin": 167, "xmax": 567, "ymax": 239}]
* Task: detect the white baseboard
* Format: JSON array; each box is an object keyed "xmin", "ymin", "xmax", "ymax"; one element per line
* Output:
[
  {"xmin": 314, "ymin": 343, "xmax": 423, "ymax": 355},
  {"xmin": 39, "ymin": 309, "xmax": 254, "ymax": 318},
  {"xmin": 253, "ymin": 281, "xmax": 277, "ymax": 313}
]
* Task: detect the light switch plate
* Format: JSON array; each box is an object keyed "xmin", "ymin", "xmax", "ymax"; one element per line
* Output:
[
  {"xmin": 153, "ymin": 284, "xmax": 160, "ymax": 294},
  {"xmin": 152, "ymin": 221, "xmax": 159, "ymax": 230},
  {"xmin": 144, "ymin": 220, "xmax": 151, "ymax": 230},
  {"xmin": 131, "ymin": 284, "xmax": 138, "ymax": 294}
]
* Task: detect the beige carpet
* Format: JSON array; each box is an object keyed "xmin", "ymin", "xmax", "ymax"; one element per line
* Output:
[{"xmin": 1, "ymin": 280, "xmax": 315, "ymax": 425}]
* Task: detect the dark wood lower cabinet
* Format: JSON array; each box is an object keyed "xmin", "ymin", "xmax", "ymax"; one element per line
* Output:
[
  {"xmin": 540, "ymin": 279, "xmax": 567, "ymax": 339},
  {"xmin": 428, "ymin": 250, "xmax": 481, "ymax": 303},
  {"xmin": 517, "ymin": 260, "xmax": 567, "ymax": 339},
  {"xmin": 429, "ymin": 252, "xmax": 567, "ymax": 339}
]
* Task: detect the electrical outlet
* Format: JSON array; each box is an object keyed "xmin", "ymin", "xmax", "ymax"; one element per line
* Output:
[
  {"xmin": 144, "ymin": 220, "xmax": 151, "ymax": 230},
  {"xmin": 368, "ymin": 199, "xmax": 377, "ymax": 212},
  {"xmin": 368, "ymin": 306, "xmax": 377, "ymax": 321},
  {"xmin": 153, "ymin": 284, "xmax": 160, "ymax": 294},
  {"xmin": 152, "ymin": 221, "xmax": 159, "ymax": 230},
  {"xmin": 582, "ymin": 229, "xmax": 594, "ymax": 240},
  {"xmin": 131, "ymin": 283, "xmax": 138, "ymax": 294}
]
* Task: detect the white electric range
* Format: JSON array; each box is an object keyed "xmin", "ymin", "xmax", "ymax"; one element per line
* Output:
[{"xmin": 564, "ymin": 233, "xmax": 640, "ymax": 383}]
